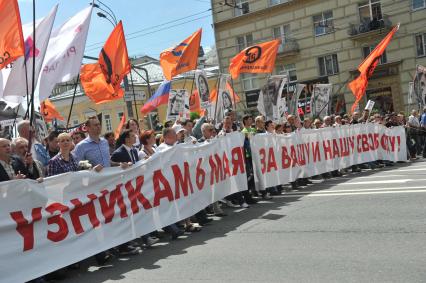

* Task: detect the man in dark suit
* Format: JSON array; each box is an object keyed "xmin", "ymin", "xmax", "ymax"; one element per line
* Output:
[
  {"xmin": 111, "ymin": 130, "xmax": 139, "ymax": 164},
  {"xmin": 110, "ymin": 130, "xmax": 160, "ymax": 247},
  {"xmin": 0, "ymin": 138, "xmax": 25, "ymax": 182}
]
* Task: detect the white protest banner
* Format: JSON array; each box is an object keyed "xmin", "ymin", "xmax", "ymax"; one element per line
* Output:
[
  {"xmin": 38, "ymin": 6, "xmax": 92, "ymax": 102},
  {"xmin": 0, "ymin": 132, "xmax": 247, "ymax": 283},
  {"xmin": 0, "ymin": 117, "xmax": 22, "ymax": 127},
  {"xmin": 258, "ymin": 75, "xmax": 287, "ymax": 121},
  {"xmin": 166, "ymin": 89, "xmax": 189, "ymax": 120},
  {"xmin": 365, "ymin": 100, "xmax": 375, "ymax": 111},
  {"xmin": 250, "ymin": 124, "xmax": 407, "ymax": 190},
  {"xmin": 287, "ymin": 83, "xmax": 305, "ymax": 117},
  {"xmin": 310, "ymin": 83, "xmax": 332, "ymax": 119},
  {"xmin": 408, "ymin": 82, "xmax": 414, "ymax": 105},
  {"xmin": 413, "ymin": 65, "xmax": 426, "ymax": 106},
  {"xmin": 213, "ymin": 74, "xmax": 233, "ymax": 122},
  {"xmin": 195, "ymin": 70, "xmax": 210, "ymax": 109}
]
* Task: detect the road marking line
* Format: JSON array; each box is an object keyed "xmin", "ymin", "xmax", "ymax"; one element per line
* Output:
[
  {"xmin": 284, "ymin": 186, "xmax": 426, "ymax": 195},
  {"xmin": 281, "ymin": 189, "xmax": 426, "ymax": 197},
  {"xmin": 393, "ymin": 168, "xmax": 426, "ymax": 172}
]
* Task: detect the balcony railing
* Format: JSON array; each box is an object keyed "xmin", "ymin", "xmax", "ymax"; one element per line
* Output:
[
  {"xmin": 347, "ymin": 15, "xmax": 392, "ymax": 38},
  {"xmin": 277, "ymin": 38, "xmax": 299, "ymax": 56}
]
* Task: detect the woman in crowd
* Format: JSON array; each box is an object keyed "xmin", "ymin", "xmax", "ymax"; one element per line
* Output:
[
  {"xmin": 265, "ymin": 120, "xmax": 275, "ymax": 134},
  {"xmin": 45, "ymin": 131, "xmax": 59, "ymax": 159},
  {"xmin": 139, "ymin": 130, "xmax": 157, "ymax": 160},
  {"xmin": 47, "ymin": 133, "xmax": 79, "ymax": 177},
  {"xmin": 125, "ymin": 119, "xmax": 142, "ymax": 149},
  {"xmin": 275, "ymin": 123, "xmax": 284, "ymax": 134}
]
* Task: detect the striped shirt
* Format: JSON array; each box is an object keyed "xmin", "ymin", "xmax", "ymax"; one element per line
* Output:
[{"xmin": 47, "ymin": 153, "xmax": 79, "ymax": 177}]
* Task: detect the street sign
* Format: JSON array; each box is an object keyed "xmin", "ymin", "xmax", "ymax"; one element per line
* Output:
[{"xmin": 124, "ymin": 91, "xmax": 146, "ymax": 101}]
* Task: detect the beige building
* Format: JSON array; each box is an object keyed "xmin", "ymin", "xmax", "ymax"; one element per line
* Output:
[{"xmin": 212, "ymin": 0, "xmax": 426, "ymax": 115}]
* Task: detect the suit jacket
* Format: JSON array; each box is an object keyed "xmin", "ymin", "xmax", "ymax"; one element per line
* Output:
[
  {"xmin": 111, "ymin": 145, "xmax": 139, "ymax": 164},
  {"xmin": 0, "ymin": 163, "xmax": 11, "ymax": 182}
]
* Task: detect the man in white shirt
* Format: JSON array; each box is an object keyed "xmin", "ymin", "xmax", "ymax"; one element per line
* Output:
[{"xmin": 407, "ymin": 109, "xmax": 421, "ymax": 156}]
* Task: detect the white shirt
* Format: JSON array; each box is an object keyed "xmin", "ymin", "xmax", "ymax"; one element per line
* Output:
[
  {"xmin": 408, "ymin": 115, "xmax": 420, "ymax": 127},
  {"xmin": 138, "ymin": 146, "xmax": 157, "ymax": 160},
  {"xmin": 156, "ymin": 142, "xmax": 174, "ymax": 153}
]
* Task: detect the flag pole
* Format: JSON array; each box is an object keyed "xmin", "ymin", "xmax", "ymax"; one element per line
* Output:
[
  {"xmin": 230, "ymin": 76, "xmax": 237, "ymax": 112},
  {"xmin": 213, "ymin": 74, "xmax": 221, "ymax": 124},
  {"xmin": 189, "ymin": 72, "xmax": 196, "ymax": 98},
  {"xmin": 66, "ymin": 75, "xmax": 80, "ymax": 129},
  {"xmin": 129, "ymin": 69, "xmax": 139, "ymax": 121},
  {"xmin": 28, "ymin": 0, "xmax": 36, "ymax": 152}
]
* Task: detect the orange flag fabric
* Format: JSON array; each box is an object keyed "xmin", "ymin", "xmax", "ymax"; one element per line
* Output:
[
  {"xmin": 160, "ymin": 29, "xmax": 202, "ymax": 81},
  {"xmin": 229, "ymin": 39, "xmax": 280, "ymax": 79},
  {"xmin": 114, "ymin": 113, "xmax": 126, "ymax": 139},
  {"xmin": 0, "ymin": 0, "xmax": 25, "ymax": 70},
  {"xmin": 80, "ymin": 21, "xmax": 131, "ymax": 104},
  {"xmin": 349, "ymin": 24, "xmax": 399, "ymax": 113},
  {"xmin": 190, "ymin": 89, "xmax": 202, "ymax": 114},
  {"xmin": 41, "ymin": 99, "xmax": 64, "ymax": 122}
]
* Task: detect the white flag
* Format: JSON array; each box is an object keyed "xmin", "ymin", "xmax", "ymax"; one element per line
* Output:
[
  {"xmin": 38, "ymin": 7, "xmax": 92, "ymax": 102},
  {"xmin": 1, "ymin": 5, "xmax": 58, "ymax": 102}
]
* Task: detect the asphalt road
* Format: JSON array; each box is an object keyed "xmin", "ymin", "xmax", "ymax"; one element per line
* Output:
[{"xmin": 62, "ymin": 160, "xmax": 426, "ymax": 283}]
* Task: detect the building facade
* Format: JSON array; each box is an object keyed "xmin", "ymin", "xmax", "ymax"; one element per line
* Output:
[{"xmin": 212, "ymin": 0, "xmax": 426, "ymax": 115}]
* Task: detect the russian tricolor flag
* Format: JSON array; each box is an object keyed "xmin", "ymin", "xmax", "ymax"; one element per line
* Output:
[{"xmin": 141, "ymin": 80, "xmax": 171, "ymax": 114}]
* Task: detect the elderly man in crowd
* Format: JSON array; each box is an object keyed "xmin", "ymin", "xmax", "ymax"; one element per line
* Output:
[
  {"xmin": 11, "ymin": 137, "xmax": 43, "ymax": 181},
  {"xmin": 0, "ymin": 138, "xmax": 26, "ymax": 182},
  {"xmin": 17, "ymin": 120, "xmax": 50, "ymax": 167}
]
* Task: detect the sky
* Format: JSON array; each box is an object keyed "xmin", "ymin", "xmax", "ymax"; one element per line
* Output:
[{"xmin": 17, "ymin": 0, "xmax": 216, "ymax": 60}]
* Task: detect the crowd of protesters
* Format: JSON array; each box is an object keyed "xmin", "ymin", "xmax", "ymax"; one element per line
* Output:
[{"xmin": 1, "ymin": 106, "xmax": 426, "ymax": 282}]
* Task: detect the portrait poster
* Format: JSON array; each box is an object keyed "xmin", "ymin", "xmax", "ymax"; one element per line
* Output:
[
  {"xmin": 166, "ymin": 89, "xmax": 189, "ymax": 120},
  {"xmin": 195, "ymin": 70, "xmax": 211, "ymax": 109}
]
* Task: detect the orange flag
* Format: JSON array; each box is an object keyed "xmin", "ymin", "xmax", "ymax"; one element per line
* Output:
[
  {"xmin": 190, "ymin": 89, "xmax": 202, "ymax": 114},
  {"xmin": 349, "ymin": 24, "xmax": 399, "ymax": 113},
  {"xmin": 80, "ymin": 21, "xmax": 131, "ymax": 104},
  {"xmin": 41, "ymin": 99, "xmax": 64, "ymax": 122},
  {"xmin": 160, "ymin": 29, "xmax": 202, "ymax": 81},
  {"xmin": 0, "ymin": 0, "xmax": 25, "ymax": 70},
  {"xmin": 229, "ymin": 39, "xmax": 280, "ymax": 79},
  {"xmin": 114, "ymin": 113, "xmax": 126, "ymax": 139}
]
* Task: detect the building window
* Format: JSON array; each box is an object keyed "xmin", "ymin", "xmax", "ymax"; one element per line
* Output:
[
  {"xmin": 359, "ymin": 0, "xmax": 382, "ymax": 23},
  {"xmin": 73, "ymin": 119, "xmax": 79, "ymax": 126},
  {"xmin": 313, "ymin": 11, "xmax": 334, "ymax": 36},
  {"xmin": 412, "ymin": 0, "xmax": 426, "ymax": 10},
  {"xmin": 237, "ymin": 34, "xmax": 253, "ymax": 51},
  {"xmin": 415, "ymin": 33, "xmax": 426, "ymax": 57},
  {"xmin": 362, "ymin": 44, "xmax": 387, "ymax": 64},
  {"xmin": 241, "ymin": 73, "xmax": 259, "ymax": 91},
  {"xmin": 117, "ymin": 112, "xmax": 124, "ymax": 122},
  {"xmin": 277, "ymin": 64, "xmax": 297, "ymax": 83},
  {"xmin": 270, "ymin": 0, "xmax": 289, "ymax": 5},
  {"xmin": 104, "ymin": 114, "xmax": 112, "ymax": 132},
  {"xmin": 235, "ymin": 0, "xmax": 250, "ymax": 16},
  {"xmin": 318, "ymin": 54, "xmax": 339, "ymax": 76},
  {"xmin": 273, "ymin": 24, "xmax": 290, "ymax": 51}
]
